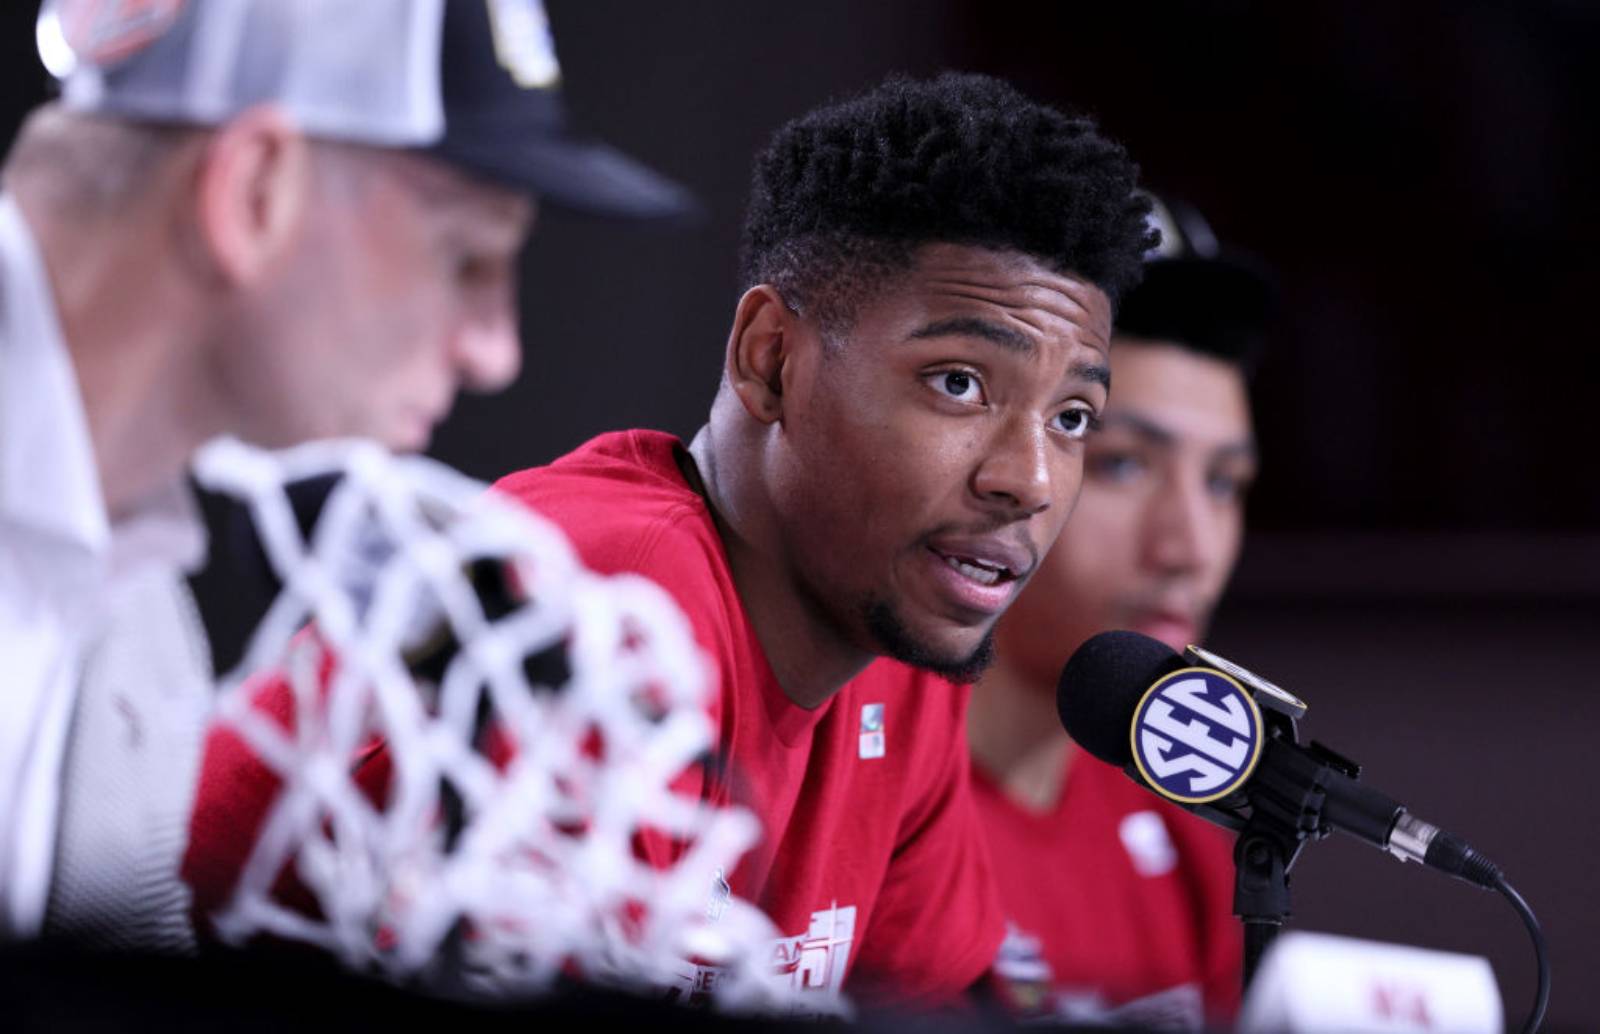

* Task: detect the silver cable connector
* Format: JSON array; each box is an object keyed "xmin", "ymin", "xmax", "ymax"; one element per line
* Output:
[{"xmin": 1387, "ymin": 811, "xmax": 1440, "ymax": 865}]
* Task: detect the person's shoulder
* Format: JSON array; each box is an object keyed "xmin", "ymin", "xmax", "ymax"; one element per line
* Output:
[
  {"xmin": 493, "ymin": 430, "xmax": 714, "ymax": 560},
  {"xmin": 494, "ymin": 429, "xmax": 689, "ymax": 509},
  {"xmin": 495, "ymin": 431, "xmax": 742, "ymax": 649}
]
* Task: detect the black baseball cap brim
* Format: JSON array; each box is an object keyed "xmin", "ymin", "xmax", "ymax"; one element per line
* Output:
[
  {"xmin": 430, "ymin": 130, "xmax": 699, "ymax": 222},
  {"xmin": 430, "ymin": 1, "xmax": 699, "ymax": 223}
]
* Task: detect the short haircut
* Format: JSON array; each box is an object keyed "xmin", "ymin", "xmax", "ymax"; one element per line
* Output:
[
  {"xmin": 1113, "ymin": 259, "xmax": 1275, "ymax": 377},
  {"xmin": 739, "ymin": 73, "xmax": 1155, "ymax": 339},
  {"xmin": 2, "ymin": 106, "xmax": 200, "ymax": 215}
]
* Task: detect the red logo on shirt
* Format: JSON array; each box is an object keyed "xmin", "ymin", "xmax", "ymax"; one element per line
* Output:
[
  {"xmin": 685, "ymin": 903, "xmax": 858, "ymax": 1013},
  {"xmin": 770, "ymin": 903, "xmax": 856, "ymax": 996}
]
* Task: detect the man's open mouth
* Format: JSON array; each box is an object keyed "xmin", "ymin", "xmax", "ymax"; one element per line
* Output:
[{"xmin": 932, "ymin": 548, "xmax": 1018, "ymax": 587}]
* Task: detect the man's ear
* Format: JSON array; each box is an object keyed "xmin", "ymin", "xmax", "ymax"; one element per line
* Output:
[
  {"xmin": 192, "ymin": 104, "xmax": 311, "ymax": 286},
  {"xmin": 724, "ymin": 284, "xmax": 798, "ymax": 425}
]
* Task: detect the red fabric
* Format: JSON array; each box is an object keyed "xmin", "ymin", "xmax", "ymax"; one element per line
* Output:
[
  {"xmin": 972, "ymin": 752, "xmax": 1242, "ymax": 1028},
  {"xmin": 182, "ymin": 430, "xmax": 1004, "ymax": 1008},
  {"xmin": 182, "ymin": 633, "xmax": 390, "ymax": 934}
]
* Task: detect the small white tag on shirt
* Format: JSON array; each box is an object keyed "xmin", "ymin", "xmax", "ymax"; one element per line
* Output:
[
  {"xmin": 858, "ymin": 703, "xmax": 885, "ymax": 759},
  {"xmin": 1118, "ymin": 810, "xmax": 1179, "ymax": 876}
]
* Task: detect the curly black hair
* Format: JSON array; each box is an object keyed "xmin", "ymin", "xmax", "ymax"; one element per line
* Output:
[{"xmin": 739, "ymin": 73, "xmax": 1155, "ymax": 339}]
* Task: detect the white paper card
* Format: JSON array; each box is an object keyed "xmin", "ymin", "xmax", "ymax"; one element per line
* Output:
[{"xmin": 1238, "ymin": 930, "xmax": 1502, "ymax": 1033}]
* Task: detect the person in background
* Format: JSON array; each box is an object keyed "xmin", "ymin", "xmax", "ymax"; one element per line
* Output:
[
  {"xmin": 967, "ymin": 195, "xmax": 1275, "ymax": 1029},
  {"xmin": 2, "ymin": 0, "xmax": 691, "ymax": 950}
]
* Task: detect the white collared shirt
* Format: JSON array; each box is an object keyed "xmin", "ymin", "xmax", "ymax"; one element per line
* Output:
[{"xmin": 0, "ymin": 194, "xmax": 203, "ymax": 939}]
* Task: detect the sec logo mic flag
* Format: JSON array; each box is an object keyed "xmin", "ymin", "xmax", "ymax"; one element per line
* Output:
[{"xmin": 1130, "ymin": 667, "xmax": 1264, "ymax": 804}]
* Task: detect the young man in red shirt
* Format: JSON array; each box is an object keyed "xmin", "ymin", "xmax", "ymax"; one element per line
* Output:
[
  {"xmin": 487, "ymin": 75, "xmax": 1153, "ymax": 1009},
  {"xmin": 966, "ymin": 197, "xmax": 1274, "ymax": 1028},
  {"xmin": 185, "ymin": 73, "xmax": 1154, "ymax": 1010}
]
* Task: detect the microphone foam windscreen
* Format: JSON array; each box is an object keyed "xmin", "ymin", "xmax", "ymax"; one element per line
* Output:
[{"xmin": 1057, "ymin": 630, "xmax": 1186, "ymax": 766}]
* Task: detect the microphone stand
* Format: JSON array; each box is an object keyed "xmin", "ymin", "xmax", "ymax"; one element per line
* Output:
[
  {"xmin": 1180, "ymin": 713, "xmax": 1368, "ymax": 991},
  {"xmin": 1233, "ymin": 808, "xmax": 1300, "ymax": 989}
]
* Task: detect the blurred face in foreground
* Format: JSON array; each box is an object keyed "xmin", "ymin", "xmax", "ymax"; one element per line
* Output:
[
  {"xmin": 224, "ymin": 144, "xmax": 533, "ymax": 453},
  {"xmin": 994, "ymin": 337, "xmax": 1255, "ymax": 688}
]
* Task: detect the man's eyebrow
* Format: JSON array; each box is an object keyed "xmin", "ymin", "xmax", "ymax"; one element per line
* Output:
[
  {"xmin": 1072, "ymin": 359, "xmax": 1111, "ymax": 391},
  {"xmin": 1098, "ymin": 411, "xmax": 1175, "ymax": 446},
  {"xmin": 909, "ymin": 317, "xmax": 1110, "ymax": 390},
  {"xmin": 909, "ymin": 316, "xmax": 1032, "ymax": 353},
  {"xmin": 1098, "ymin": 411, "xmax": 1258, "ymax": 460}
]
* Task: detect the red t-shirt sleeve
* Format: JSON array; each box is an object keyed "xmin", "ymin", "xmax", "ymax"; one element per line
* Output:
[
  {"xmin": 492, "ymin": 453, "xmax": 734, "ymax": 715},
  {"xmin": 181, "ymin": 676, "xmax": 292, "ymax": 927},
  {"xmin": 850, "ymin": 680, "xmax": 1006, "ymax": 1007}
]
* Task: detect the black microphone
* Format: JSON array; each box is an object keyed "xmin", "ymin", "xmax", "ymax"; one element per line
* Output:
[{"xmin": 1056, "ymin": 630, "xmax": 1500, "ymax": 889}]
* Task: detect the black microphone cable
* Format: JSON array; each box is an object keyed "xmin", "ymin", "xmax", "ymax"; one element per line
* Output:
[
  {"xmin": 1492, "ymin": 873, "xmax": 1549, "ymax": 1034},
  {"xmin": 1426, "ymin": 830, "xmax": 1549, "ymax": 1033},
  {"xmin": 1423, "ymin": 834, "xmax": 1549, "ymax": 1032}
]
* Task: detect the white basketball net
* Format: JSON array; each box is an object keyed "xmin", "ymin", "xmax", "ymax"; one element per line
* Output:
[{"xmin": 190, "ymin": 437, "xmax": 810, "ymax": 1014}]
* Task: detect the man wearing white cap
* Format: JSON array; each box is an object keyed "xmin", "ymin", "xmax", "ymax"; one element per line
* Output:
[{"xmin": 0, "ymin": 0, "xmax": 692, "ymax": 947}]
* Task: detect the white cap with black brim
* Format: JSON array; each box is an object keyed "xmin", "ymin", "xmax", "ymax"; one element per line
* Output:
[{"xmin": 36, "ymin": 0, "xmax": 699, "ymax": 222}]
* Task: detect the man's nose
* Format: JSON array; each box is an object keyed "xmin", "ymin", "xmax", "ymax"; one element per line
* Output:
[
  {"xmin": 453, "ymin": 306, "xmax": 522, "ymax": 393},
  {"xmin": 972, "ymin": 417, "xmax": 1053, "ymax": 517},
  {"xmin": 1143, "ymin": 471, "xmax": 1214, "ymax": 575}
]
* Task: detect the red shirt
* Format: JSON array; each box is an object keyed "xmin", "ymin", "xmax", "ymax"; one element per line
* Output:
[
  {"xmin": 972, "ymin": 751, "xmax": 1242, "ymax": 1028},
  {"xmin": 491, "ymin": 431, "xmax": 1004, "ymax": 1008}
]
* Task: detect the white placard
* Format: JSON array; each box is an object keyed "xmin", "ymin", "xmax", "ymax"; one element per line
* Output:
[{"xmin": 1238, "ymin": 930, "xmax": 1502, "ymax": 1033}]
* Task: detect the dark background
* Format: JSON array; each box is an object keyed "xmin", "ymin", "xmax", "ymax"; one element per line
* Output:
[{"xmin": 4, "ymin": 1, "xmax": 1596, "ymax": 1028}]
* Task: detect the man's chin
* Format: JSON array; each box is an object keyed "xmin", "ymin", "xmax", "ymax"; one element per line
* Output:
[
  {"xmin": 383, "ymin": 418, "xmax": 436, "ymax": 455},
  {"xmin": 864, "ymin": 599, "xmax": 997, "ymax": 684}
]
